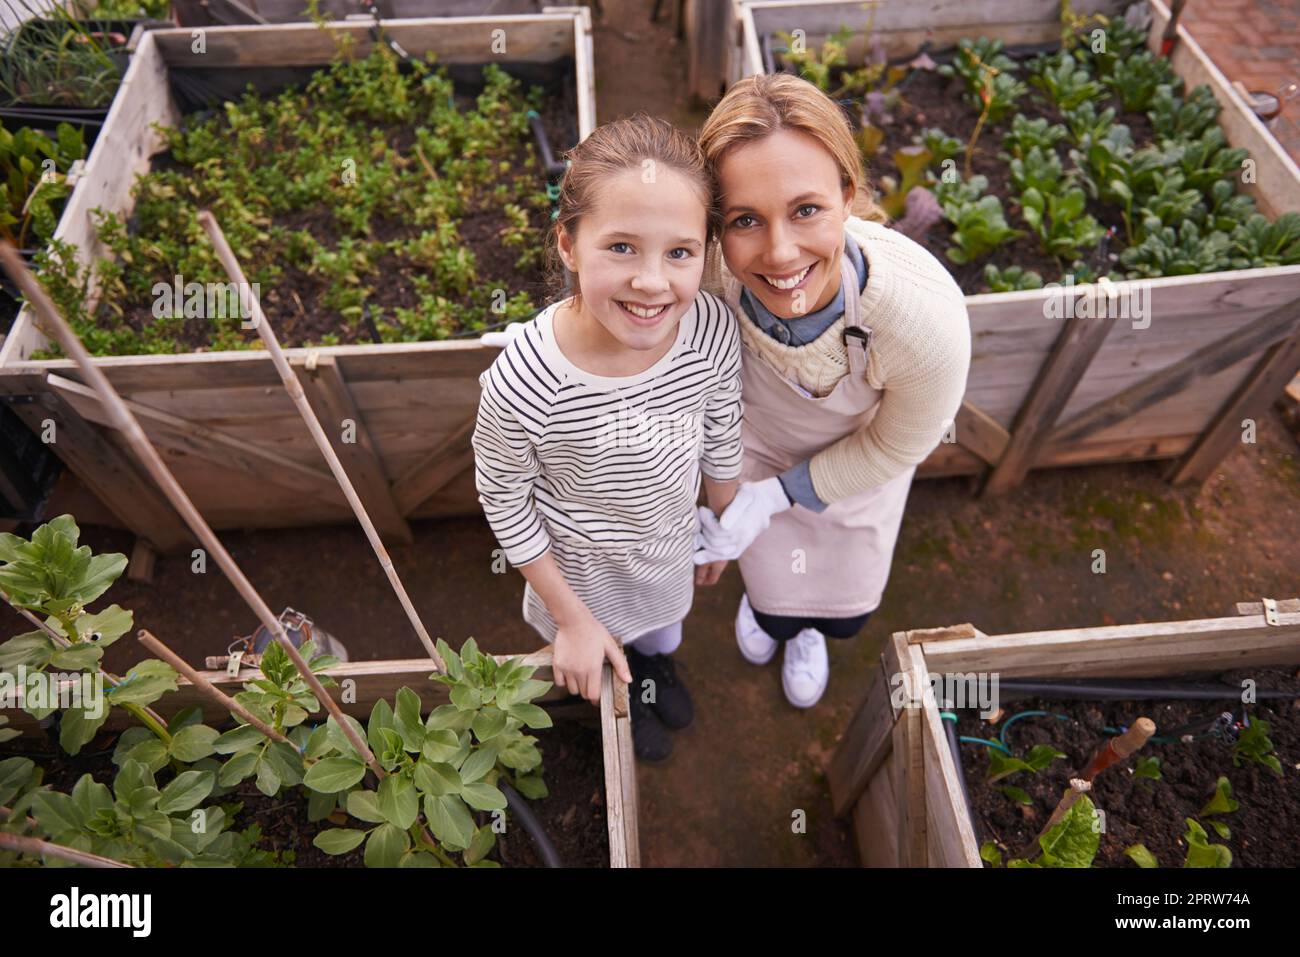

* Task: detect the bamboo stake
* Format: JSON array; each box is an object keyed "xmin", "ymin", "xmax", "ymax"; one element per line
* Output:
[
  {"xmin": 196, "ymin": 210, "xmax": 445, "ymax": 674},
  {"xmin": 137, "ymin": 630, "xmax": 291, "ymax": 746},
  {"xmin": 0, "ymin": 242, "xmax": 382, "ymax": 779},
  {"xmin": 0, "ymin": 831, "xmax": 131, "ymax": 868}
]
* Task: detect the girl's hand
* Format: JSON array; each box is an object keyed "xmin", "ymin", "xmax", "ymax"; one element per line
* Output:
[
  {"xmin": 552, "ymin": 610, "xmax": 631, "ymax": 704},
  {"xmin": 695, "ymin": 558, "xmax": 727, "ymax": 586}
]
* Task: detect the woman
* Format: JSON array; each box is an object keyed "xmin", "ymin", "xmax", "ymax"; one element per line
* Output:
[{"xmin": 692, "ymin": 73, "xmax": 971, "ymax": 708}]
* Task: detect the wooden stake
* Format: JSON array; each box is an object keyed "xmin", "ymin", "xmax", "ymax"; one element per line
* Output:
[
  {"xmin": 137, "ymin": 629, "xmax": 291, "ymax": 745},
  {"xmin": 0, "ymin": 242, "xmax": 381, "ymax": 778},
  {"xmin": 0, "ymin": 831, "xmax": 131, "ymax": 868},
  {"xmin": 195, "ymin": 211, "xmax": 444, "ymax": 674}
]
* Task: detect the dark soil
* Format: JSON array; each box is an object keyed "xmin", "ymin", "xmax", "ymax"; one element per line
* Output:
[
  {"xmin": 783, "ymin": 56, "xmax": 1165, "ymax": 294},
  {"xmin": 955, "ymin": 667, "xmax": 1300, "ymax": 868},
  {"xmin": 4, "ymin": 713, "xmax": 609, "ymax": 868}
]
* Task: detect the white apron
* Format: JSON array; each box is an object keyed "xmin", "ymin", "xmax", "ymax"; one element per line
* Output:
[{"xmin": 726, "ymin": 256, "xmax": 915, "ymax": 619}]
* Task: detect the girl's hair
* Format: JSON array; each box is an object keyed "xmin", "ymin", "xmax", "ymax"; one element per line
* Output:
[
  {"xmin": 697, "ymin": 73, "xmax": 887, "ymax": 224},
  {"xmin": 547, "ymin": 113, "xmax": 720, "ymax": 303}
]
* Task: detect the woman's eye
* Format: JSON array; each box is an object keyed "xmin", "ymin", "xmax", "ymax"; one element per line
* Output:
[
  {"xmin": 796, "ymin": 204, "xmax": 820, "ymax": 218},
  {"xmin": 730, "ymin": 214, "xmax": 755, "ymax": 229},
  {"xmin": 609, "ymin": 242, "xmax": 632, "ymax": 254}
]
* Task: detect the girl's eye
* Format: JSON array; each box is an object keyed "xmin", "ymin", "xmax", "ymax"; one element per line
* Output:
[
  {"xmin": 609, "ymin": 242, "xmax": 632, "ymax": 254},
  {"xmin": 668, "ymin": 247, "xmax": 693, "ymax": 260},
  {"xmin": 796, "ymin": 204, "xmax": 820, "ymax": 218}
]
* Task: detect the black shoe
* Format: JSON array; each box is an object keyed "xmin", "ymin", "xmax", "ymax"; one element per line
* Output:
[
  {"xmin": 627, "ymin": 685, "xmax": 673, "ymax": 762},
  {"xmin": 627, "ymin": 647, "xmax": 694, "ymax": 731}
]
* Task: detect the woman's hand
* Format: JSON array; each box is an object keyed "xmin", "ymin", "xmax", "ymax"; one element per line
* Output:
[
  {"xmin": 693, "ymin": 476, "xmax": 792, "ymax": 562},
  {"xmin": 552, "ymin": 608, "xmax": 631, "ymax": 704},
  {"xmin": 694, "ymin": 558, "xmax": 728, "ymax": 586}
]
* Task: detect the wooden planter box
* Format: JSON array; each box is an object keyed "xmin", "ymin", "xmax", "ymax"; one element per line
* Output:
[
  {"xmin": 172, "ymin": 0, "xmax": 549, "ymax": 28},
  {"xmin": 0, "ymin": 11, "xmax": 596, "ymax": 553},
  {"xmin": 728, "ymin": 0, "xmax": 1300, "ymax": 493},
  {"xmin": 5, "ymin": 652, "xmax": 640, "ymax": 866},
  {"xmin": 827, "ymin": 598, "xmax": 1300, "ymax": 867}
]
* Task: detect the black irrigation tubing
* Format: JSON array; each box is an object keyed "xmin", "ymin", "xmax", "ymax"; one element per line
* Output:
[
  {"xmin": 501, "ymin": 781, "xmax": 562, "ymax": 868},
  {"xmin": 994, "ymin": 679, "xmax": 1298, "ymax": 702}
]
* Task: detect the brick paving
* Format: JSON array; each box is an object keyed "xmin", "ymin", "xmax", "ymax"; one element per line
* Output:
[{"xmin": 1180, "ymin": 0, "xmax": 1300, "ymax": 164}]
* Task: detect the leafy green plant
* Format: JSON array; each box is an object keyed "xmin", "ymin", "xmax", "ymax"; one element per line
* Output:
[
  {"xmin": 1183, "ymin": 817, "xmax": 1232, "ymax": 867},
  {"xmin": 1028, "ymin": 50, "xmax": 1104, "ymax": 110},
  {"xmin": 1203, "ymin": 179, "xmax": 1258, "ymax": 233},
  {"xmin": 916, "ymin": 127, "xmax": 962, "ymax": 169},
  {"xmin": 1149, "ymin": 83, "xmax": 1221, "ymax": 144},
  {"xmin": 1133, "ymin": 754, "xmax": 1162, "ymax": 788},
  {"xmin": 1198, "ymin": 775, "xmax": 1238, "ymax": 839},
  {"xmin": 1073, "ymin": 17, "xmax": 1150, "ymax": 81},
  {"xmin": 1022, "ymin": 182, "xmax": 1106, "ymax": 259},
  {"xmin": 1104, "ymin": 49, "xmax": 1178, "ymax": 112},
  {"xmin": 944, "ymin": 194, "xmax": 1021, "ymax": 265},
  {"xmin": 1168, "ymin": 125, "xmax": 1249, "ymax": 194},
  {"xmin": 1009, "ymin": 145, "xmax": 1066, "ymax": 196},
  {"xmin": 982, "ymin": 793, "xmax": 1100, "ymax": 868},
  {"xmin": 1000, "ymin": 113, "xmax": 1069, "ymax": 161},
  {"xmin": 0, "ymin": 122, "xmax": 86, "ymax": 249},
  {"xmin": 1061, "ymin": 100, "xmax": 1121, "ymax": 149},
  {"xmin": 775, "ymin": 26, "xmax": 850, "ymax": 93},
  {"xmin": 984, "ymin": 263, "xmax": 1043, "ymax": 291},
  {"xmin": 1119, "ymin": 221, "xmax": 1234, "ymax": 277},
  {"xmin": 1071, "ymin": 131, "xmax": 1165, "ymax": 241},
  {"xmin": 986, "ymin": 743, "xmax": 1065, "ymax": 783},
  {"xmin": 1136, "ymin": 170, "xmax": 1206, "ymax": 238},
  {"xmin": 1232, "ymin": 717, "xmax": 1284, "ymax": 776},
  {"xmin": 306, "ymin": 638, "xmax": 551, "ymax": 867},
  {"xmin": 938, "ymin": 37, "xmax": 1027, "ymax": 124},
  {"xmin": 878, "ymin": 145, "xmax": 934, "ymax": 219},
  {"xmin": 0, "ymin": 1, "xmax": 125, "ymax": 108}
]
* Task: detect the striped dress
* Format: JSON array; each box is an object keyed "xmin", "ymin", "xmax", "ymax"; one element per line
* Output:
[{"xmin": 472, "ymin": 290, "xmax": 743, "ymax": 644}]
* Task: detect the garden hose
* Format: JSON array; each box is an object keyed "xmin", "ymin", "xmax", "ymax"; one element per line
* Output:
[{"xmin": 501, "ymin": 780, "xmax": 563, "ymax": 868}]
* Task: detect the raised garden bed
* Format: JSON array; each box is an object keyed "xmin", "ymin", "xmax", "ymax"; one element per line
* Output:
[
  {"xmin": 730, "ymin": 0, "xmax": 1300, "ymax": 494},
  {"xmin": 1, "ymin": 514, "xmax": 638, "ymax": 867},
  {"xmin": 827, "ymin": 599, "xmax": 1300, "ymax": 867},
  {"xmin": 0, "ymin": 11, "xmax": 595, "ymax": 552}
]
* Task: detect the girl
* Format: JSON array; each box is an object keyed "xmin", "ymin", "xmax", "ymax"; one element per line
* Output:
[
  {"xmin": 472, "ymin": 114, "xmax": 742, "ymax": 762},
  {"xmin": 693, "ymin": 74, "xmax": 972, "ymax": 708}
]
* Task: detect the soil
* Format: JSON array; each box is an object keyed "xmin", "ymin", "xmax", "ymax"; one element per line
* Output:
[
  {"xmin": 5, "ymin": 713, "xmax": 609, "ymax": 868},
  {"xmin": 955, "ymin": 667, "xmax": 1300, "ymax": 868},
  {"xmin": 779, "ymin": 54, "xmax": 1167, "ymax": 294}
]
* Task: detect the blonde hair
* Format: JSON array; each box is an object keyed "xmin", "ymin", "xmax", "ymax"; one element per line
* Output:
[
  {"xmin": 549, "ymin": 113, "xmax": 719, "ymax": 304},
  {"xmin": 698, "ymin": 73, "xmax": 887, "ymax": 224}
]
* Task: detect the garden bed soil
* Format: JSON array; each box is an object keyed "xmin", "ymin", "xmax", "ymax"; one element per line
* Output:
[
  {"xmin": 955, "ymin": 666, "xmax": 1300, "ymax": 868},
  {"xmin": 4, "ymin": 709, "xmax": 609, "ymax": 868},
  {"xmin": 820, "ymin": 60, "xmax": 1161, "ymax": 294},
  {"xmin": 60, "ymin": 69, "xmax": 576, "ymax": 355}
]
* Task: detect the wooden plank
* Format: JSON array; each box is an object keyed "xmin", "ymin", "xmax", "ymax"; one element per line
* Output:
[
  {"xmin": 6, "ymin": 386, "xmax": 192, "ymax": 553},
  {"xmin": 1049, "ymin": 295, "xmax": 1300, "ymax": 448},
  {"xmin": 827, "ymin": 662, "xmax": 893, "ymax": 817},
  {"xmin": 851, "ymin": 748, "xmax": 899, "ymax": 867},
  {"xmin": 921, "ymin": 611, "xmax": 1300, "ymax": 679},
  {"xmin": 1167, "ymin": 323, "xmax": 1300, "ymax": 485},
  {"xmin": 149, "ymin": 15, "xmax": 577, "ymax": 67},
  {"xmin": 571, "ymin": 4, "xmax": 596, "ymax": 139},
  {"xmin": 906, "ymin": 623, "xmax": 979, "ymax": 645},
  {"xmin": 45, "ymin": 373, "xmax": 346, "ymax": 506},
  {"xmin": 127, "ymin": 538, "xmax": 157, "ymax": 584},
  {"xmin": 392, "ymin": 411, "xmax": 479, "ymax": 514},
  {"xmin": 613, "ymin": 676, "xmax": 640, "ymax": 868},
  {"xmin": 1235, "ymin": 598, "xmax": 1300, "ymax": 616},
  {"xmin": 295, "ymin": 356, "xmax": 412, "ymax": 545},
  {"xmin": 891, "ymin": 632, "xmax": 927, "ymax": 866},
  {"xmin": 982, "ymin": 306, "xmax": 1118, "ymax": 495},
  {"xmin": 954, "ymin": 399, "xmax": 1010, "ymax": 467},
  {"xmin": 918, "ymin": 651, "xmax": 982, "ymax": 868},
  {"xmin": 599, "ymin": 664, "xmax": 629, "ymax": 868}
]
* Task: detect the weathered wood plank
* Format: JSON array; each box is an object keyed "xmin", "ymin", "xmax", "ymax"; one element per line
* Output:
[
  {"xmin": 982, "ymin": 307, "xmax": 1118, "ymax": 495},
  {"xmin": 600, "ymin": 664, "xmax": 629, "ymax": 868},
  {"xmin": 392, "ymin": 411, "xmax": 479, "ymax": 514},
  {"xmin": 827, "ymin": 662, "xmax": 893, "ymax": 817},
  {"xmin": 1167, "ymin": 323, "xmax": 1300, "ymax": 485},
  {"xmin": 953, "ymin": 399, "xmax": 1010, "ymax": 467}
]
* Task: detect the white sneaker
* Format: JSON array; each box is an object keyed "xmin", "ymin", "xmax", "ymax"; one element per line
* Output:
[
  {"xmin": 782, "ymin": 628, "xmax": 829, "ymax": 708},
  {"xmin": 735, "ymin": 593, "xmax": 778, "ymax": 665}
]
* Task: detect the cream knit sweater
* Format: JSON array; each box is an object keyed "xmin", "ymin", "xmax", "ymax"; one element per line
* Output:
[{"xmin": 702, "ymin": 217, "xmax": 971, "ymax": 504}]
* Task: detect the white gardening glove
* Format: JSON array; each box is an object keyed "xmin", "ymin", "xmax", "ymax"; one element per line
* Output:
[
  {"xmin": 692, "ymin": 476, "xmax": 792, "ymax": 563},
  {"xmin": 479, "ymin": 322, "xmax": 528, "ymax": 347}
]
